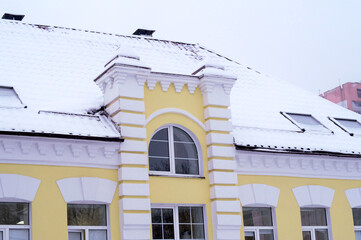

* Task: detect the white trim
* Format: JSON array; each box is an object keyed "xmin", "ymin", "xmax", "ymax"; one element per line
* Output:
[
  {"xmin": 345, "ymin": 188, "xmax": 361, "ymax": 208},
  {"xmin": 239, "ymin": 184, "xmax": 280, "ymax": 207},
  {"xmin": 236, "ymin": 150, "xmax": 361, "ymax": 180},
  {"xmin": 0, "ymin": 136, "xmax": 120, "ymax": 169},
  {"xmin": 148, "ymin": 124, "xmax": 204, "ymax": 177},
  {"xmin": 150, "ymin": 203, "xmax": 208, "ymax": 240},
  {"xmin": 57, "ymin": 177, "xmax": 117, "ymax": 204},
  {"xmin": 0, "ymin": 174, "xmax": 40, "ymax": 202},
  {"xmin": 293, "ymin": 185, "xmax": 335, "ymax": 208},
  {"xmin": 145, "ymin": 108, "xmax": 206, "ymax": 131}
]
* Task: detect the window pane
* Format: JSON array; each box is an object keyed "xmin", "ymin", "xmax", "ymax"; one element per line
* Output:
[
  {"xmin": 336, "ymin": 119, "xmax": 361, "ymax": 135},
  {"xmin": 356, "ymin": 230, "xmax": 361, "ymax": 240},
  {"xmin": 179, "ymin": 224, "xmax": 191, "ymax": 239},
  {"xmin": 0, "ymin": 202, "xmax": 29, "ymax": 225},
  {"xmin": 0, "ymin": 232, "xmax": 2, "ymax": 240},
  {"xmin": 173, "ymin": 127, "xmax": 193, "ymax": 143},
  {"xmin": 163, "ymin": 224, "xmax": 175, "ymax": 239},
  {"xmin": 245, "ymin": 231, "xmax": 255, "ymax": 240},
  {"xmin": 162, "ymin": 209, "xmax": 174, "ymax": 223},
  {"xmin": 89, "ymin": 230, "xmax": 107, "ymax": 240},
  {"xmin": 178, "ymin": 207, "xmax": 191, "ymax": 223},
  {"xmin": 301, "ymin": 208, "xmax": 327, "ymax": 226},
  {"xmin": 152, "ymin": 208, "xmax": 162, "ymax": 223},
  {"xmin": 67, "ymin": 204, "xmax": 106, "ymax": 226},
  {"xmin": 315, "ymin": 229, "xmax": 329, "ymax": 240},
  {"xmin": 243, "ymin": 207, "xmax": 273, "ymax": 226},
  {"xmin": 288, "ymin": 113, "xmax": 327, "ymax": 131},
  {"xmin": 353, "ymin": 208, "xmax": 361, "ymax": 226},
  {"xmin": 174, "ymin": 142, "xmax": 197, "ymax": 159},
  {"xmin": 68, "ymin": 232, "xmax": 82, "ymax": 240},
  {"xmin": 302, "ymin": 231, "xmax": 311, "ymax": 240},
  {"xmin": 152, "ymin": 128, "xmax": 169, "ymax": 141},
  {"xmin": 9, "ymin": 229, "xmax": 29, "ymax": 240},
  {"xmin": 191, "ymin": 207, "xmax": 204, "ymax": 223},
  {"xmin": 149, "ymin": 141, "xmax": 169, "ymax": 158},
  {"xmin": 175, "ymin": 159, "xmax": 199, "ymax": 175},
  {"xmin": 152, "ymin": 224, "xmax": 163, "ymax": 239},
  {"xmin": 149, "ymin": 157, "xmax": 170, "ymax": 172},
  {"xmin": 259, "ymin": 229, "xmax": 274, "ymax": 240},
  {"xmin": 192, "ymin": 224, "xmax": 205, "ymax": 239}
]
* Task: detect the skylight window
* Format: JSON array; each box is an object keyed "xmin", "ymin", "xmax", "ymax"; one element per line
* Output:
[
  {"xmin": 283, "ymin": 113, "xmax": 328, "ymax": 132},
  {"xmin": 331, "ymin": 118, "xmax": 361, "ymax": 136},
  {"xmin": 0, "ymin": 86, "xmax": 23, "ymax": 107}
]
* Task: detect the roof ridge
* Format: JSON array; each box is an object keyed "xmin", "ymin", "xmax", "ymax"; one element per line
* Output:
[{"xmin": 0, "ymin": 19, "xmax": 198, "ymax": 46}]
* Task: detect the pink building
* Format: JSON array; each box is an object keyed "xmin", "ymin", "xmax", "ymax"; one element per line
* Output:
[{"xmin": 321, "ymin": 82, "xmax": 361, "ymax": 114}]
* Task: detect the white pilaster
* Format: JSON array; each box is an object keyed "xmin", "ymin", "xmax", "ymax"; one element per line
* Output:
[
  {"xmin": 194, "ymin": 60, "xmax": 241, "ymax": 240},
  {"xmin": 95, "ymin": 46, "xmax": 151, "ymax": 240}
]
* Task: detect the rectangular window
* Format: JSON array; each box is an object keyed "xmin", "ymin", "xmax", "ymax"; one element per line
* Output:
[
  {"xmin": 283, "ymin": 113, "xmax": 329, "ymax": 132},
  {"xmin": 67, "ymin": 204, "xmax": 108, "ymax": 240},
  {"xmin": 151, "ymin": 205, "xmax": 205, "ymax": 240},
  {"xmin": 301, "ymin": 208, "xmax": 330, "ymax": 240},
  {"xmin": 357, "ymin": 89, "xmax": 361, "ymax": 98},
  {"xmin": 352, "ymin": 208, "xmax": 361, "ymax": 240},
  {"xmin": 0, "ymin": 86, "xmax": 23, "ymax": 107},
  {"xmin": 243, "ymin": 207, "xmax": 276, "ymax": 240},
  {"xmin": 0, "ymin": 202, "xmax": 30, "ymax": 240},
  {"xmin": 332, "ymin": 118, "xmax": 361, "ymax": 136}
]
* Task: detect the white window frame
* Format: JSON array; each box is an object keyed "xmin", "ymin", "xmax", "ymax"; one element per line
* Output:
[
  {"xmin": 243, "ymin": 207, "xmax": 278, "ymax": 240},
  {"xmin": 0, "ymin": 85, "xmax": 24, "ymax": 108},
  {"xmin": 151, "ymin": 204, "xmax": 208, "ymax": 240},
  {"xmin": 0, "ymin": 201, "xmax": 32, "ymax": 240},
  {"xmin": 300, "ymin": 207, "xmax": 332, "ymax": 240},
  {"xmin": 281, "ymin": 112, "xmax": 331, "ymax": 133},
  {"xmin": 67, "ymin": 204, "xmax": 110, "ymax": 240},
  {"xmin": 352, "ymin": 208, "xmax": 361, "ymax": 240},
  {"xmin": 329, "ymin": 117, "xmax": 361, "ymax": 136},
  {"xmin": 149, "ymin": 124, "xmax": 203, "ymax": 177}
]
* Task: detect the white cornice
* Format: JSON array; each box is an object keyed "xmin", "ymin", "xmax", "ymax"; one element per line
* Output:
[
  {"xmin": 236, "ymin": 150, "xmax": 361, "ymax": 180},
  {"xmin": 0, "ymin": 136, "xmax": 120, "ymax": 169}
]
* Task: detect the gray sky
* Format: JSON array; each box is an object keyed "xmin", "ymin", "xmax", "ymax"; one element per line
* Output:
[{"xmin": 1, "ymin": 0, "xmax": 360, "ymax": 94}]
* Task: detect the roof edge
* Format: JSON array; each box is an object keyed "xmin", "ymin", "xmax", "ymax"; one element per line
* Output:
[
  {"xmin": 235, "ymin": 144, "xmax": 361, "ymax": 158},
  {"xmin": 0, "ymin": 131, "xmax": 124, "ymax": 142}
]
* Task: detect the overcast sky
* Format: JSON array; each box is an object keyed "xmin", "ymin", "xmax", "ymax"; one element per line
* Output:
[{"xmin": 1, "ymin": 0, "xmax": 360, "ymax": 94}]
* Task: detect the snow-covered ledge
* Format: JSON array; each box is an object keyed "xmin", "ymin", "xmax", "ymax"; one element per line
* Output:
[
  {"xmin": 239, "ymin": 184, "xmax": 280, "ymax": 207},
  {"xmin": 0, "ymin": 174, "xmax": 40, "ymax": 202},
  {"xmin": 293, "ymin": 185, "xmax": 335, "ymax": 207},
  {"xmin": 57, "ymin": 177, "xmax": 117, "ymax": 204}
]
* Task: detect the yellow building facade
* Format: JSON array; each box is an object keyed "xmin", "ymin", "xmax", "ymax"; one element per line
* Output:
[{"xmin": 1, "ymin": 19, "xmax": 361, "ymax": 240}]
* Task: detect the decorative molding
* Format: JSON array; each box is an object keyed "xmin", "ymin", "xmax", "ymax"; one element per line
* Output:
[
  {"xmin": 146, "ymin": 72, "xmax": 199, "ymax": 94},
  {"xmin": 293, "ymin": 185, "xmax": 334, "ymax": 207},
  {"xmin": 57, "ymin": 177, "xmax": 117, "ymax": 204},
  {"xmin": 239, "ymin": 184, "xmax": 280, "ymax": 207},
  {"xmin": 145, "ymin": 108, "xmax": 206, "ymax": 131},
  {"xmin": 345, "ymin": 188, "xmax": 361, "ymax": 208},
  {"xmin": 236, "ymin": 150, "xmax": 361, "ymax": 180},
  {"xmin": 0, "ymin": 136, "xmax": 120, "ymax": 169},
  {"xmin": 0, "ymin": 174, "xmax": 40, "ymax": 202}
]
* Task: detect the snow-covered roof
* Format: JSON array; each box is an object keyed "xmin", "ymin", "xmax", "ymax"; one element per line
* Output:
[{"xmin": 1, "ymin": 19, "xmax": 361, "ymax": 154}]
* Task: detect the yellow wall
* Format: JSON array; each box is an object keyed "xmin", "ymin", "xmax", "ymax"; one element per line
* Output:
[
  {"xmin": 144, "ymin": 83, "xmax": 214, "ymax": 238},
  {"xmin": 0, "ymin": 164, "xmax": 120, "ymax": 240},
  {"xmin": 238, "ymin": 174, "xmax": 360, "ymax": 240}
]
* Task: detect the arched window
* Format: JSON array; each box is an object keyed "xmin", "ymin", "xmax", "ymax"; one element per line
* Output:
[{"xmin": 149, "ymin": 125, "xmax": 200, "ymax": 175}]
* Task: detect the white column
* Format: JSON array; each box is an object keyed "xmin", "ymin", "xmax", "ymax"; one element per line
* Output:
[{"xmin": 95, "ymin": 47, "xmax": 152, "ymax": 240}]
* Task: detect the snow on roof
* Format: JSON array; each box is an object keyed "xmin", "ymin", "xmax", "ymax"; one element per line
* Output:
[
  {"xmin": 230, "ymin": 65, "xmax": 361, "ymax": 155},
  {"xmin": 1, "ymin": 20, "xmax": 361, "ymax": 154}
]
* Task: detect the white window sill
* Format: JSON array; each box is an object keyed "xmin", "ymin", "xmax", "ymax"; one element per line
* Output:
[{"xmin": 149, "ymin": 173, "xmax": 205, "ymax": 179}]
